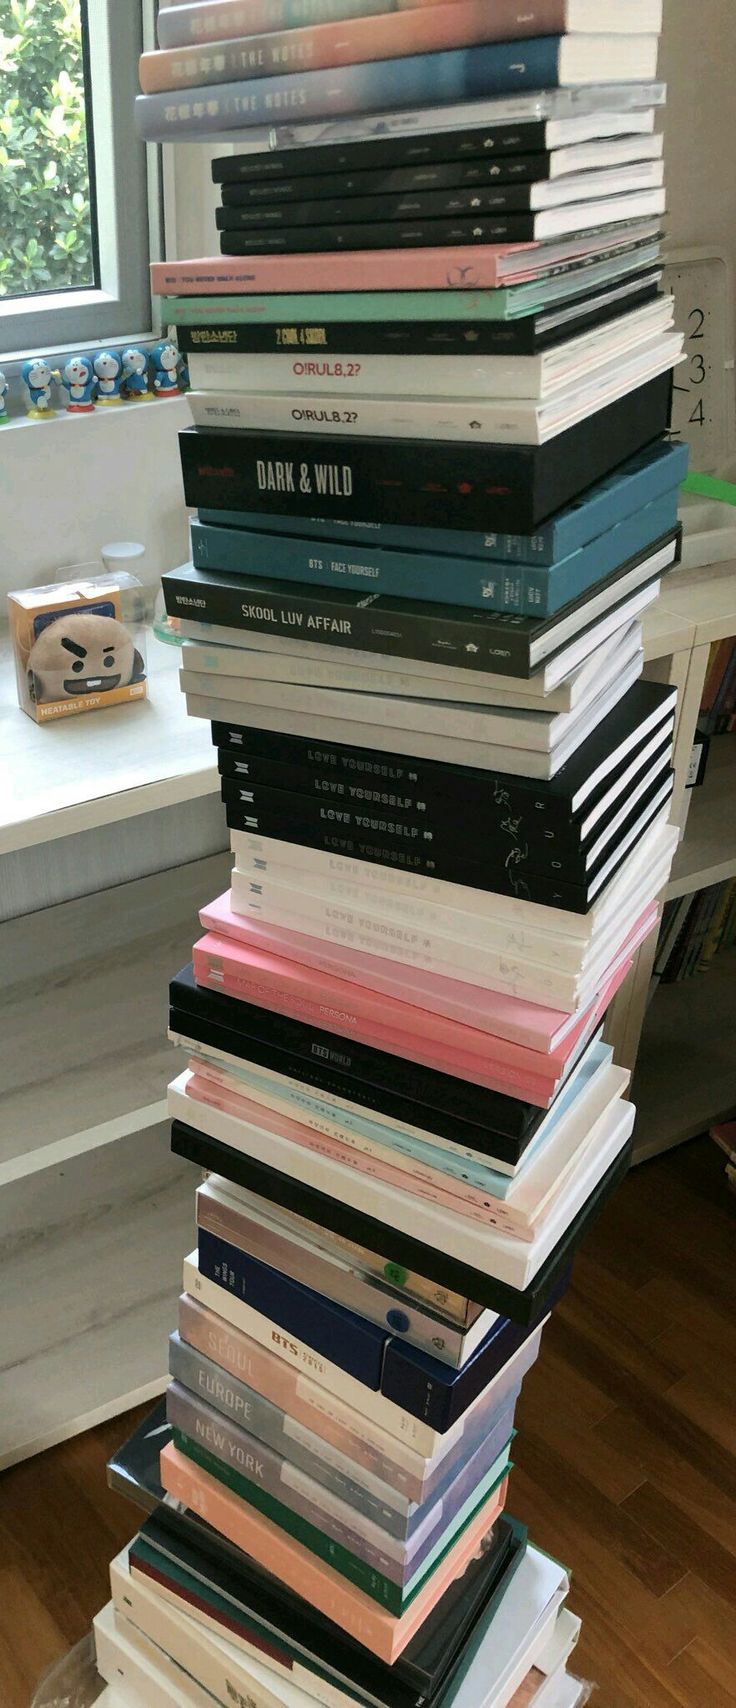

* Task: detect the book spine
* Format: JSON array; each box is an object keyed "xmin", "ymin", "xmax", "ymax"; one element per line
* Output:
[
  {"xmin": 165, "ymin": 1390, "xmax": 419, "ymax": 1597},
  {"xmin": 176, "ymin": 1291, "xmax": 437, "ymax": 1502},
  {"xmin": 189, "ymin": 520, "xmax": 550, "ymax": 615},
  {"xmin": 145, "ymin": 4, "xmax": 562, "ymax": 95},
  {"xmin": 172, "ymin": 1078, "xmax": 554, "ymax": 1307},
  {"xmin": 158, "ymin": 0, "xmax": 400, "ymax": 52},
  {"xmin": 180, "ymin": 318, "xmax": 540, "ymax": 355},
  {"xmin": 192, "ymin": 1070, "xmax": 539, "ymax": 1229},
  {"xmin": 178, "ymin": 375, "xmax": 674, "ymax": 528},
  {"xmin": 171, "ymin": 980, "xmax": 538, "ymax": 1142},
  {"xmin": 214, "ymin": 184, "xmax": 537, "ymax": 227},
  {"xmin": 195, "ymin": 1227, "xmax": 452, "ymax": 1448},
  {"xmin": 219, "ymin": 749, "xmax": 583, "ymax": 867},
  {"xmin": 172, "ymin": 1116, "xmax": 537, "ymax": 1319},
  {"xmin": 227, "ymin": 866, "xmax": 586, "ymax": 983},
  {"xmin": 158, "ymin": 1440, "xmax": 504, "ymax": 1662},
  {"xmin": 189, "ymin": 344, "xmax": 547, "ymax": 394},
  {"xmin": 135, "ymin": 39, "xmax": 563, "ymax": 137},
  {"xmin": 219, "ymin": 214, "xmax": 539, "ymax": 254},
  {"xmin": 169, "ymin": 1332, "xmax": 414, "ymax": 1530},
  {"xmin": 189, "ymin": 951, "xmax": 559, "ymax": 1095},
  {"xmin": 221, "ymin": 786, "xmax": 590, "ymax": 910},
  {"xmin": 520, "ymin": 491, "xmax": 679, "ymax": 613},
  {"xmin": 170, "ymin": 1428, "xmax": 508, "ymax": 1612},
  {"xmin": 217, "ymin": 155, "xmax": 550, "ymax": 206},
  {"xmin": 94, "ymin": 1608, "xmax": 211, "ymax": 1708},
  {"xmin": 211, "ymin": 117, "xmax": 551, "ymax": 182},
  {"xmin": 164, "ymin": 567, "xmax": 534, "ymax": 678},
  {"xmin": 197, "ymin": 1185, "xmax": 497, "ymax": 1341},
  {"xmin": 170, "ymin": 290, "xmax": 517, "ymax": 324},
  {"xmin": 197, "ymin": 1225, "xmax": 391, "ymax": 1386},
  {"xmin": 189, "ymin": 382, "xmax": 552, "ymax": 445},
  {"xmin": 109, "ymin": 1562, "xmax": 294, "ymax": 1708},
  {"xmin": 197, "ymin": 504, "xmax": 557, "ymax": 567}
]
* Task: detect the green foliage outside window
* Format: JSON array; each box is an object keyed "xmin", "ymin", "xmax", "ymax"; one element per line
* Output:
[{"xmin": 0, "ymin": 0, "xmax": 95, "ymax": 300}]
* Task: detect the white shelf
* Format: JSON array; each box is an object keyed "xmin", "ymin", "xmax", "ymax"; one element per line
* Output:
[
  {"xmin": 0, "ymin": 629, "xmax": 218, "ymax": 856},
  {"xmin": 666, "ymin": 735, "xmax": 736, "ymax": 898},
  {"xmin": 0, "ymin": 851, "xmax": 230, "ymax": 1185},
  {"xmin": 0, "ymin": 1124, "xmax": 193, "ymax": 1471},
  {"xmin": 632, "ymin": 945, "xmax": 736, "ymax": 1163}
]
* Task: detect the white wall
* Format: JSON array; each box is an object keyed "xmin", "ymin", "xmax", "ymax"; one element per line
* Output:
[
  {"xmin": 0, "ymin": 396, "xmax": 190, "ymax": 602},
  {"xmin": 660, "ymin": 0, "xmax": 736, "ymax": 349}
]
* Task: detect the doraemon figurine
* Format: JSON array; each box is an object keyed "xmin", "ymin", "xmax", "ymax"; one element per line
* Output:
[
  {"xmin": 26, "ymin": 612, "xmax": 145, "ymax": 706},
  {"xmin": 58, "ymin": 354, "xmax": 97, "ymax": 413},
  {"xmin": 151, "ymin": 340, "xmax": 181, "ymax": 398},
  {"xmin": 93, "ymin": 349, "xmax": 124, "ymax": 405},
  {"xmin": 0, "ymin": 369, "xmax": 8, "ymax": 422},
  {"xmin": 22, "ymin": 358, "xmax": 55, "ymax": 419},
  {"xmin": 121, "ymin": 345, "xmax": 152, "ymax": 399}
]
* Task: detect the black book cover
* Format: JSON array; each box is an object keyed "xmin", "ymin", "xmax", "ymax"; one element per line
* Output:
[
  {"xmin": 169, "ymin": 965, "xmax": 543, "ymax": 1150},
  {"xmin": 215, "ymin": 182, "xmax": 583, "ymax": 232},
  {"xmin": 217, "ymin": 728, "xmax": 673, "ymax": 873},
  {"xmin": 221, "ymin": 213, "xmax": 576, "ymax": 255},
  {"xmin": 177, "ymin": 277, "xmax": 660, "ymax": 359},
  {"xmin": 133, "ymin": 1501, "xmax": 525, "ymax": 1708},
  {"xmin": 178, "ymin": 378, "xmax": 672, "ymax": 534},
  {"xmin": 220, "ymin": 767, "xmax": 673, "ymax": 908},
  {"xmin": 212, "ymin": 125, "xmax": 558, "ymax": 185},
  {"xmin": 212, "ymin": 682, "xmax": 676, "ymax": 829},
  {"xmin": 218, "ymin": 154, "xmax": 561, "ymax": 206},
  {"xmin": 165, "ymin": 525, "xmax": 677, "ymax": 679},
  {"xmin": 171, "ymin": 1115, "xmax": 631, "ymax": 1320}
]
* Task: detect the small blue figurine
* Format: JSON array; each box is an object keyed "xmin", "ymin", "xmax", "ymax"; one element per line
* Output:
[
  {"xmin": 0, "ymin": 369, "xmax": 9, "ymax": 423},
  {"xmin": 22, "ymin": 357, "xmax": 55, "ymax": 420},
  {"xmin": 121, "ymin": 345, "xmax": 152, "ymax": 400},
  {"xmin": 58, "ymin": 354, "xmax": 97, "ymax": 413},
  {"xmin": 150, "ymin": 339, "xmax": 181, "ymax": 398},
  {"xmin": 93, "ymin": 349, "xmax": 124, "ymax": 405}
]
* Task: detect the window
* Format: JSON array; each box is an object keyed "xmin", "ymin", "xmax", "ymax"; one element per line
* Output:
[{"xmin": 0, "ymin": 0, "xmax": 159, "ymax": 360}]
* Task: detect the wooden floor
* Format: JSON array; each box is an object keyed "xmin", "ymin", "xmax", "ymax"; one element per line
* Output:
[{"xmin": 1, "ymin": 1136, "xmax": 734, "ymax": 1708}]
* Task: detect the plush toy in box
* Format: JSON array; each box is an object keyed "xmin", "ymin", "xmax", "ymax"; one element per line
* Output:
[{"xmin": 8, "ymin": 574, "xmax": 147, "ymax": 723}]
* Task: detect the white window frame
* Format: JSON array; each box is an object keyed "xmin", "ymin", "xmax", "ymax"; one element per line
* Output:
[{"xmin": 0, "ymin": 0, "xmax": 161, "ymax": 365}]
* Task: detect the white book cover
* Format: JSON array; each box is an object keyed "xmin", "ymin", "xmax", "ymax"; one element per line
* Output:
[
  {"xmin": 187, "ymin": 653, "xmax": 646, "ymax": 784},
  {"xmin": 180, "ymin": 649, "xmax": 640, "ymax": 758},
  {"xmin": 170, "ymin": 1070, "xmax": 635, "ymax": 1289},
  {"xmin": 231, "ymin": 813, "xmax": 677, "ymax": 941},
  {"xmin": 186, "ymin": 327, "xmax": 679, "ymax": 445},
  {"xmin": 195, "ymin": 1055, "xmax": 628, "ymax": 1237},
  {"xmin": 179, "ymin": 622, "xmax": 641, "ymax": 715},
  {"xmin": 94, "ymin": 1602, "xmax": 211, "ymax": 1708},
  {"xmin": 121, "ymin": 1555, "xmax": 361, "ymax": 1708},
  {"xmin": 545, "ymin": 133, "xmax": 661, "ymax": 178},
  {"xmin": 230, "ymin": 805, "xmax": 670, "ymax": 972},
  {"xmin": 187, "ymin": 292, "xmax": 669, "ymax": 403},
  {"xmin": 110, "ymin": 1548, "xmax": 321, "ymax": 1708},
  {"xmin": 450, "ymin": 1543, "xmax": 570, "ymax": 1708}
]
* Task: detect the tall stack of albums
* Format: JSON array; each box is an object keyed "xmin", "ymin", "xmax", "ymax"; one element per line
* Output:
[{"xmin": 95, "ymin": 2, "xmax": 685, "ymax": 1704}]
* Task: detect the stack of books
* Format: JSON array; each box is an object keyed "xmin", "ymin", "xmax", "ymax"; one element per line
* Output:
[{"xmin": 95, "ymin": 3, "xmax": 685, "ymax": 1703}]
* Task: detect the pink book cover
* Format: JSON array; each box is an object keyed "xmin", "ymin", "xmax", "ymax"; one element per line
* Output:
[
  {"xmin": 199, "ymin": 890, "xmax": 648, "ymax": 1055},
  {"xmin": 187, "ymin": 1067, "xmax": 537, "ymax": 1233},
  {"xmin": 157, "ymin": 0, "xmax": 564, "ymax": 53},
  {"xmin": 141, "ymin": 2, "xmax": 562, "ymax": 95},
  {"xmin": 191, "ymin": 931, "xmax": 561, "ymax": 1103},
  {"xmin": 159, "ymin": 1439, "xmax": 507, "ymax": 1661},
  {"xmin": 150, "ymin": 246, "xmax": 537, "ymax": 295},
  {"xmin": 150, "ymin": 230, "xmax": 646, "ymax": 296}
]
